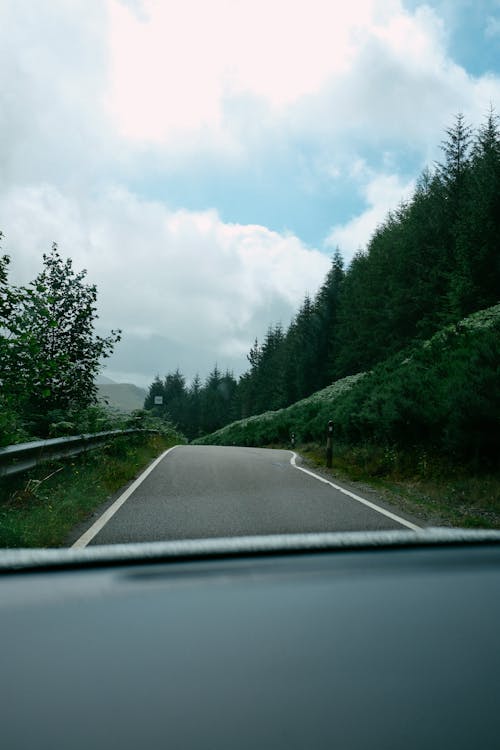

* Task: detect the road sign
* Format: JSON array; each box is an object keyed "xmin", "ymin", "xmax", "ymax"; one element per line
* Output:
[{"xmin": 154, "ymin": 396, "xmax": 163, "ymax": 405}]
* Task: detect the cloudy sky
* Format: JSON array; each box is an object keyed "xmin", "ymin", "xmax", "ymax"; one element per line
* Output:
[{"xmin": 2, "ymin": 0, "xmax": 500, "ymax": 387}]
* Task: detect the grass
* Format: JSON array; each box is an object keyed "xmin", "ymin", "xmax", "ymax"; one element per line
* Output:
[
  {"xmin": 2, "ymin": 430, "xmax": 497, "ymax": 546},
  {"xmin": 299, "ymin": 442, "xmax": 500, "ymax": 530},
  {"xmin": 0, "ymin": 433, "xmax": 176, "ymax": 548}
]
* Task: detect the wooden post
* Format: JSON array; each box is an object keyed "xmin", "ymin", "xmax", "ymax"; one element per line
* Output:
[{"xmin": 326, "ymin": 420, "xmax": 334, "ymax": 468}]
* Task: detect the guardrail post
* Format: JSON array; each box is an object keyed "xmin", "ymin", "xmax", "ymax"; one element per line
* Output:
[{"xmin": 326, "ymin": 420, "xmax": 334, "ymax": 468}]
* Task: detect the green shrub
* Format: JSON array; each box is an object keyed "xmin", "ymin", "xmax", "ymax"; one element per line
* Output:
[{"xmin": 0, "ymin": 394, "xmax": 29, "ymax": 447}]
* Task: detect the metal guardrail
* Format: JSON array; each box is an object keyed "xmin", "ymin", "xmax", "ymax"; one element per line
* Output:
[{"xmin": 0, "ymin": 429, "xmax": 159, "ymax": 478}]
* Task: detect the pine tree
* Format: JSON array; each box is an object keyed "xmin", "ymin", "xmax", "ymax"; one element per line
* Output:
[
  {"xmin": 437, "ymin": 113, "xmax": 473, "ymax": 197},
  {"xmin": 252, "ymin": 324, "xmax": 287, "ymax": 413},
  {"xmin": 451, "ymin": 108, "xmax": 500, "ymax": 315},
  {"xmin": 316, "ymin": 248, "xmax": 345, "ymax": 386},
  {"xmin": 163, "ymin": 369, "xmax": 188, "ymax": 430},
  {"xmin": 286, "ymin": 294, "xmax": 321, "ymax": 400},
  {"xmin": 144, "ymin": 375, "xmax": 165, "ymax": 411},
  {"xmin": 187, "ymin": 374, "xmax": 203, "ymax": 439}
]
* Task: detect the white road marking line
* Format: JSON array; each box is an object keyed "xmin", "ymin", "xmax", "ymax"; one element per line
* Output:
[
  {"xmin": 71, "ymin": 445, "xmax": 179, "ymax": 548},
  {"xmin": 289, "ymin": 451, "xmax": 420, "ymax": 531}
]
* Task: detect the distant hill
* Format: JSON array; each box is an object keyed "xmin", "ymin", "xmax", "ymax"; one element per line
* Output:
[
  {"xmin": 96, "ymin": 374, "xmax": 117, "ymax": 386},
  {"xmin": 97, "ymin": 383, "xmax": 147, "ymax": 413}
]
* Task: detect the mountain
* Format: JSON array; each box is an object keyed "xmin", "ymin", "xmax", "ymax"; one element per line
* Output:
[
  {"xmin": 95, "ymin": 374, "xmax": 117, "ymax": 385},
  {"xmin": 97, "ymin": 383, "xmax": 147, "ymax": 413}
]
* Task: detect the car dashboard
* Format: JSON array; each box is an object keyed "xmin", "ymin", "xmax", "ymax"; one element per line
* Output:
[{"xmin": 1, "ymin": 529, "xmax": 500, "ymax": 750}]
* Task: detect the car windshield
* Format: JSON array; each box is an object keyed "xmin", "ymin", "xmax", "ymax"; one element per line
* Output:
[{"xmin": 1, "ymin": 0, "xmax": 499, "ymax": 550}]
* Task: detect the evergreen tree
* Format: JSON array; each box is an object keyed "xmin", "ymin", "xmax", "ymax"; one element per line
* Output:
[
  {"xmin": 143, "ymin": 112, "xmax": 500, "ymax": 441},
  {"xmin": 394, "ymin": 169, "xmax": 451, "ymax": 337},
  {"xmin": 187, "ymin": 373, "xmax": 203, "ymax": 439},
  {"xmin": 162, "ymin": 369, "xmax": 188, "ymax": 430},
  {"xmin": 252, "ymin": 324, "xmax": 287, "ymax": 413},
  {"xmin": 451, "ymin": 108, "xmax": 500, "ymax": 315},
  {"xmin": 437, "ymin": 112, "xmax": 473, "ymax": 200},
  {"xmin": 200, "ymin": 365, "xmax": 238, "ymax": 434},
  {"xmin": 317, "ymin": 248, "xmax": 344, "ymax": 385},
  {"xmin": 333, "ymin": 251, "xmax": 374, "ymax": 376},
  {"xmin": 144, "ymin": 375, "xmax": 165, "ymax": 411},
  {"xmin": 436, "ymin": 113, "xmax": 473, "ymax": 317},
  {"xmin": 239, "ymin": 338, "xmax": 262, "ymax": 416}
]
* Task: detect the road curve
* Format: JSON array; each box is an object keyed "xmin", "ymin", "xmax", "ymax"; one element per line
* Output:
[{"xmin": 77, "ymin": 445, "xmax": 419, "ymax": 545}]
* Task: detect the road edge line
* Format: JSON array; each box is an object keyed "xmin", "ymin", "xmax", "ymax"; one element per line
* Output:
[
  {"xmin": 71, "ymin": 445, "xmax": 179, "ymax": 548},
  {"xmin": 289, "ymin": 451, "xmax": 420, "ymax": 531}
]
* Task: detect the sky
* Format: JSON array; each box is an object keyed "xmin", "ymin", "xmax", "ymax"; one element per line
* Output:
[{"xmin": 1, "ymin": 0, "xmax": 500, "ymax": 387}]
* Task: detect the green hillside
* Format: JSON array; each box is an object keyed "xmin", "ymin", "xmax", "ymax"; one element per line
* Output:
[
  {"xmin": 144, "ymin": 113, "xmax": 500, "ymax": 443},
  {"xmin": 194, "ymin": 303, "xmax": 500, "ymax": 469}
]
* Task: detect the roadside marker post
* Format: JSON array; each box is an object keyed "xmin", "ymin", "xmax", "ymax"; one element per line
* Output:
[{"xmin": 326, "ymin": 420, "xmax": 334, "ymax": 468}]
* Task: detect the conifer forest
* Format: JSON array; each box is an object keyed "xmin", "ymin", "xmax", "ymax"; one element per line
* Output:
[{"xmin": 144, "ymin": 112, "xmax": 500, "ymax": 466}]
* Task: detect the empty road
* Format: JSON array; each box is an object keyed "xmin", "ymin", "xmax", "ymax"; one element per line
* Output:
[{"xmin": 73, "ymin": 445, "xmax": 420, "ymax": 546}]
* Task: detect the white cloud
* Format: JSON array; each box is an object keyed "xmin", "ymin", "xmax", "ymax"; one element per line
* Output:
[
  {"xmin": 2, "ymin": 186, "xmax": 329, "ymax": 381},
  {"xmin": 326, "ymin": 171, "xmax": 415, "ymax": 261},
  {"xmin": 3, "ymin": 0, "xmax": 500, "ymax": 178},
  {"xmin": 288, "ymin": 4, "xmax": 500, "ymax": 157},
  {"xmin": 105, "ymin": 0, "xmax": 378, "ymax": 141},
  {"xmin": 2, "ymin": 0, "xmax": 500, "ymax": 385},
  {"xmin": 0, "ymin": 0, "xmax": 114, "ymax": 188},
  {"xmin": 105, "ymin": 0, "xmax": 500, "ymax": 160}
]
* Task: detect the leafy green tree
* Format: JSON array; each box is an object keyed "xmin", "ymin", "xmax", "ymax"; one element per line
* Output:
[
  {"xmin": 0, "ymin": 238, "xmax": 28, "ymax": 444},
  {"xmin": 0, "ymin": 240, "xmax": 17, "ymax": 323},
  {"xmin": 4, "ymin": 244, "xmax": 121, "ymax": 435},
  {"xmin": 0, "ymin": 246, "xmax": 12, "ymax": 375},
  {"xmin": 0, "ymin": 236, "xmax": 26, "ymax": 379}
]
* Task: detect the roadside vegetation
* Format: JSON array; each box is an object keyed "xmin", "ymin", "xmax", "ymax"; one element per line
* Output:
[
  {"xmin": 193, "ymin": 304, "xmax": 500, "ymax": 528},
  {"xmin": 0, "ymin": 430, "xmax": 182, "ymax": 548},
  {"xmin": 169, "ymin": 113, "xmax": 500, "ymax": 528},
  {"xmin": 194, "ymin": 304, "xmax": 499, "ymax": 463},
  {"xmin": 0, "ymin": 242, "xmax": 185, "ymax": 547},
  {"xmin": 300, "ymin": 444, "xmax": 500, "ymax": 530},
  {"xmin": 0, "ymin": 242, "xmax": 121, "ymax": 444}
]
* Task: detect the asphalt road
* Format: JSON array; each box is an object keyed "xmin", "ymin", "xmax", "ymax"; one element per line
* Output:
[{"xmin": 77, "ymin": 445, "xmax": 419, "ymax": 546}]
